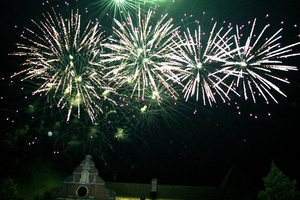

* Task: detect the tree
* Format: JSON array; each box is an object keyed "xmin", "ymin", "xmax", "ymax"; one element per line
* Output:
[
  {"xmin": 258, "ymin": 161, "xmax": 297, "ymax": 200},
  {"xmin": 0, "ymin": 178, "xmax": 19, "ymax": 200}
]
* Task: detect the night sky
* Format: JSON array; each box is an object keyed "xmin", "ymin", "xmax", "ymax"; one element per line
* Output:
[{"xmin": 1, "ymin": 0, "xmax": 300, "ymax": 195}]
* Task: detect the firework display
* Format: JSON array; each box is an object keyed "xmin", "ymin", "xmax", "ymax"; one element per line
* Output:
[
  {"xmin": 8, "ymin": 0, "xmax": 300, "ymax": 135},
  {"xmin": 3, "ymin": 1, "xmax": 300, "ymax": 194}
]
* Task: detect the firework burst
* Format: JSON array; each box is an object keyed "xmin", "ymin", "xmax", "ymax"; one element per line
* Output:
[
  {"xmin": 11, "ymin": 8, "xmax": 115, "ymax": 123},
  {"xmin": 169, "ymin": 21, "xmax": 239, "ymax": 106},
  {"xmin": 209, "ymin": 18, "xmax": 300, "ymax": 103},
  {"xmin": 95, "ymin": 0, "xmax": 142, "ymax": 21},
  {"xmin": 101, "ymin": 7, "xmax": 182, "ymax": 102},
  {"xmin": 90, "ymin": 0, "xmax": 164, "ymax": 27}
]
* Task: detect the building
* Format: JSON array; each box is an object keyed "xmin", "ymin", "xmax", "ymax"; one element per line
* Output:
[
  {"xmin": 104, "ymin": 164, "xmax": 258, "ymax": 200},
  {"xmin": 56, "ymin": 155, "xmax": 116, "ymax": 200},
  {"xmin": 56, "ymin": 156, "xmax": 257, "ymax": 200}
]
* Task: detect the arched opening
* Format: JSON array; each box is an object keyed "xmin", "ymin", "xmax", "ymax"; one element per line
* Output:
[{"xmin": 77, "ymin": 186, "xmax": 88, "ymax": 197}]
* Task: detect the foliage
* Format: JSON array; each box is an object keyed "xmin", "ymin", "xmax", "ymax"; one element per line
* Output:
[
  {"xmin": 258, "ymin": 161, "xmax": 298, "ymax": 200},
  {"xmin": 33, "ymin": 189, "xmax": 57, "ymax": 200},
  {"xmin": 0, "ymin": 178, "xmax": 19, "ymax": 200}
]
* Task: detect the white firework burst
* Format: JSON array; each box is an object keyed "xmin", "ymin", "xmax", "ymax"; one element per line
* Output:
[
  {"xmin": 169, "ymin": 22, "xmax": 238, "ymax": 106},
  {"xmin": 11, "ymin": 8, "xmax": 115, "ymax": 123},
  {"xmin": 210, "ymin": 19, "xmax": 300, "ymax": 103},
  {"xmin": 101, "ymin": 7, "xmax": 182, "ymax": 102}
]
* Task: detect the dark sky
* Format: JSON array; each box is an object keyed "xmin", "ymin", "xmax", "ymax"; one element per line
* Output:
[{"xmin": 1, "ymin": 0, "xmax": 300, "ymax": 192}]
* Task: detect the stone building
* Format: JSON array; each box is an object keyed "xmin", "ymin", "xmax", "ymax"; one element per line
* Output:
[{"xmin": 56, "ymin": 155, "xmax": 115, "ymax": 200}]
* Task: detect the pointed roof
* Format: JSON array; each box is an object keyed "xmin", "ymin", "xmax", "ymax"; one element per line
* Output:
[
  {"xmin": 220, "ymin": 164, "xmax": 258, "ymax": 199},
  {"xmin": 56, "ymin": 155, "xmax": 116, "ymax": 199},
  {"xmin": 63, "ymin": 155, "xmax": 105, "ymax": 184}
]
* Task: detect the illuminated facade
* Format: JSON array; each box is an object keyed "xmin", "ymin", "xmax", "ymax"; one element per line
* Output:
[{"xmin": 56, "ymin": 155, "xmax": 116, "ymax": 200}]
